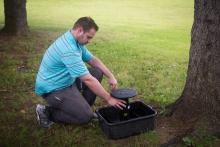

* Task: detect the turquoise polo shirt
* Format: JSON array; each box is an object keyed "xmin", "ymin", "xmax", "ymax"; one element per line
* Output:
[{"xmin": 35, "ymin": 30, "xmax": 93, "ymax": 96}]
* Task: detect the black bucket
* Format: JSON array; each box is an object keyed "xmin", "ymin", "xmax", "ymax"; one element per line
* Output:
[{"xmin": 96, "ymin": 101, "xmax": 157, "ymax": 139}]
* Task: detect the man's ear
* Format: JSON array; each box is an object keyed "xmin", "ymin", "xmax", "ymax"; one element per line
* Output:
[
  {"xmin": 79, "ymin": 27, "xmax": 84, "ymax": 35},
  {"xmin": 79, "ymin": 31, "xmax": 83, "ymax": 35}
]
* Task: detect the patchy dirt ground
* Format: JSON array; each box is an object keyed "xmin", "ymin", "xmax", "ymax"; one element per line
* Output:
[{"xmin": 156, "ymin": 116, "xmax": 192, "ymax": 146}]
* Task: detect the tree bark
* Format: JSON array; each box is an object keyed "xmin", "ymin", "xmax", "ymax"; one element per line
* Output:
[
  {"xmin": 0, "ymin": 0, "xmax": 29, "ymax": 35},
  {"xmin": 170, "ymin": 0, "xmax": 220, "ymax": 134}
]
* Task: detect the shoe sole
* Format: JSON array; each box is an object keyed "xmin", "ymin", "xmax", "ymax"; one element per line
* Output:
[
  {"xmin": 35, "ymin": 105, "xmax": 49, "ymax": 128},
  {"xmin": 36, "ymin": 105, "xmax": 55, "ymax": 128},
  {"xmin": 36, "ymin": 106, "xmax": 40, "ymax": 123}
]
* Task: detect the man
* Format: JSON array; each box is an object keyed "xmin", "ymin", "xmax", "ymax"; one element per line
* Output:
[{"xmin": 35, "ymin": 17, "xmax": 126, "ymax": 128}]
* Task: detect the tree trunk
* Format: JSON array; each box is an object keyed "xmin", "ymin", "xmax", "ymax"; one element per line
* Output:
[
  {"xmin": 0, "ymin": 0, "xmax": 29, "ymax": 35},
  {"xmin": 170, "ymin": 0, "xmax": 220, "ymax": 134}
]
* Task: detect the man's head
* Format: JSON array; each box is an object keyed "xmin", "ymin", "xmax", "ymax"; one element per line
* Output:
[{"xmin": 72, "ymin": 17, "xmax": 99, "ymax": 45}]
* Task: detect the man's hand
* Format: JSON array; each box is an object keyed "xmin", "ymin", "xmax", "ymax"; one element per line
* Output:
[
  {"xmin": 108, "ymin": 76, "xmax": 118, "ymax": 90},
  {"xmin": 106, "ymin": 96, "xmax": 126, "ymax": 109},
  {"xmin": 87, "ymin": 57, "xmax": 118, "ymax": 90},
  {"xmin": 81, "ymin": 74, "xmax": 125, "ymax": 109}
]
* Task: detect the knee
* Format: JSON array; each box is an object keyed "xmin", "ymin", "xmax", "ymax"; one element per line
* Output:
[
  {"xmin": 89, "ymin": 67, "xmax": 103, "ymax": 81},
  {"xmin": 76, "ymin": 111, "xmax": 94, "ymax": 124},
  {"xmin": 94, "ymin": 67, "xmax": 103, "ymax": 77},
  {"xmin": 78, "ymin": 116, "xmax": 92, "ymax": 124}
]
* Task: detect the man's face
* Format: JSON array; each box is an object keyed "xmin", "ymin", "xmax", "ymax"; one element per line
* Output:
[{"xmin": 77, "ymin": 28, "xmax": 96, "ymax": 45}]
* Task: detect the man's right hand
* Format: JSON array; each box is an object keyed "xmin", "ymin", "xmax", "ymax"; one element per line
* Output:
[{"xmin": 106, "ymin": 96, "xmax": 127, "ymax": 109}]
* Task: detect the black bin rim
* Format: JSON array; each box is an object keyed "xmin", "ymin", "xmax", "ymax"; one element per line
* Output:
[{"xmin": 96, "ymin": 101, "xmax": 157, "ymax": 126}]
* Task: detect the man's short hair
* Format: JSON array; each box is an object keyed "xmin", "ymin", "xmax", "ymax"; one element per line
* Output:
[{"xmin": 73, "ymin": 17, "xmax": 99, "ymax": 32}]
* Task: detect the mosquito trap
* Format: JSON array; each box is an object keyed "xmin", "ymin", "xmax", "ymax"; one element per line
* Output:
[{"xmin": 96, "ymin": 88, "xmax": 157, "ymax": 139}]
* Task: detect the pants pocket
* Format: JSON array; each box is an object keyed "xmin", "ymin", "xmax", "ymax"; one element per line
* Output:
[{"xmin": 45, "ymin": 94, "xmax": 63, "ymax": 108}]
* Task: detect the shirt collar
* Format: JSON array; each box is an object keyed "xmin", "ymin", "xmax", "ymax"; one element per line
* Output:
[
  {"xmin": 66, "ymin": 30, "xmax": 85, "ymax": 49},
  {"xmin": 66, "ymin": 30, "xmax": 77, "ymax": 45}
]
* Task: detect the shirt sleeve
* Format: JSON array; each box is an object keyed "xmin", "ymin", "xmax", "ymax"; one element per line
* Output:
[
  {"xmin": 81, "ymin": 46, "xmax": 93, "ymax": 62},
  {"xmin": 61, "ymin": 52, "xmax": 89, "ymax": 78}
]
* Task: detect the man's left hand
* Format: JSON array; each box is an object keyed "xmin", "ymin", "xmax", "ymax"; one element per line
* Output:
[{"xmin": 108, "ymin": 76, "xmax": 118, "ymax": 90}]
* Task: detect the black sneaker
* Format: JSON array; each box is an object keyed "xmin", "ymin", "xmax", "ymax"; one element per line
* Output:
[
  {"xmin": 91, "ymin": 112, "xmax": 99, "ymax": 122},
  {"xmin": 36, "ymin": 104, "xmax": 54, "ymax": 128},
  {"xmin": 93, "ymin": 112, "xmax": 98, "ymax": 119}
]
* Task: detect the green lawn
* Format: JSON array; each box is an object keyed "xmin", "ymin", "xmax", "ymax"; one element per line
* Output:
[{"xmin": 0, "ymin": 0, "xmax": 194, "ymax": 146}]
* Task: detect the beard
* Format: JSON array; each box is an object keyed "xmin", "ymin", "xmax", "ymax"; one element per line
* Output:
[
  {"xmin": 77, "ymin": 40, "xmax": 88, "ymax": 46},
  {"xmin": 78, "ymin": 40, "xmax": 88, "ymax": 45}
]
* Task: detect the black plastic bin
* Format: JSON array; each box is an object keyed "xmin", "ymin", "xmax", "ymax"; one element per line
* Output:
[{"xmin": 96, "ymin": 101, "xmax": 157, "ymax": 139}]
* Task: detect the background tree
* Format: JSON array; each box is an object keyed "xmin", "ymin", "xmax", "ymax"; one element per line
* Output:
[
  {"xmin": 169, "ymin": 0, "xmax": 220, "ymax": 136},
  {"xmin": 0, "ymin": 0, "xmax": 29, "ymax": 35}
]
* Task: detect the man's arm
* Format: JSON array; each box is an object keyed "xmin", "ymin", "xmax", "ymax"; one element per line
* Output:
[
  {"xmin": 80, "ymin": 73, "xmax": 126, "ymax": 109},
  {"xmin": 87, "ymin": 56, "xmax": 118, "ymax": 89}
]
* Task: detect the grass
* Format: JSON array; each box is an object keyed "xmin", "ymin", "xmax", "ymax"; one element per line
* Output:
[
  {"xmin": 182, "ymin": 129, "xmax": 220, "ymax": 147},
  {"xmin": 0, "ymin": 0, "xmax": 195, "ymax": 146}
]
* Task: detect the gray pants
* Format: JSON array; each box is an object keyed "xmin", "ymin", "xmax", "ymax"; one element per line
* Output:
[{"xmin": 42, "ymin": 68, "xmax": 103, "ymax": 124}]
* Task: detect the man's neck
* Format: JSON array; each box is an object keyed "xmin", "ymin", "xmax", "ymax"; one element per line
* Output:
[
  {"xmin": 71, "ymin": 29, "xmax": 81, "ymax": 46},
  {"xmin": 71, "ymin": 29, "xmax": 77, "ymax": 40}
]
